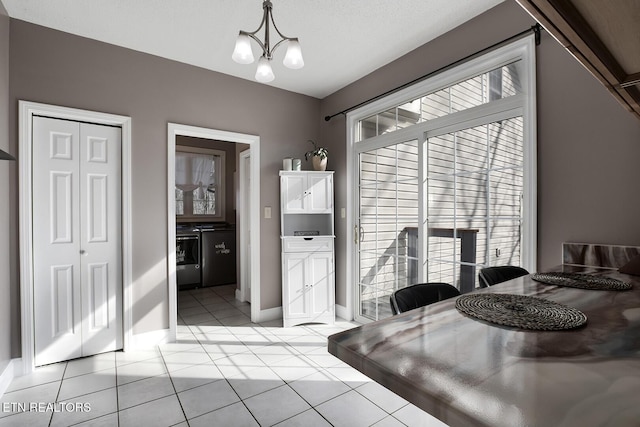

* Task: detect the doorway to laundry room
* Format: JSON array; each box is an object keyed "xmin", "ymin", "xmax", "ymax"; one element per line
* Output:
[{"xmin": 167, "ymin": 123, "xmax": 260, "ymax": 340}]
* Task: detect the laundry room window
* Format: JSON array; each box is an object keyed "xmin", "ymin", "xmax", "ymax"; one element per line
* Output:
[{"xmin": 175, "ymin": 146, "xmax": 225, "ymax": 221}]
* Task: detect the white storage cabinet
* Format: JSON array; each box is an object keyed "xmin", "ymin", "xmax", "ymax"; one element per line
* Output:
[{"xmin": 280, "ymin": 171, "xmax": 335, "ymax": 327}]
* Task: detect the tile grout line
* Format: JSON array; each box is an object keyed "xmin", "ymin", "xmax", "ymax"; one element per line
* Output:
[
  {"xmin": 351, "ymin": 384, "xmax": 411, "ymax": 426},
  {"xmin": 168, "ymin": 296, "xmax": 255, "ymax": 425},
  {"xmin": 239, "ymin": 328, "xmax": 346, "ymax": 426},
  {"xmin": 175, "ymin": 287, "xmax": 372, "ymax": 426},
  {"xmin": 114, "ymin": 354, "xmax": 120, "ymax": 427},
  {"xmin": 63, "ymin": 355, "xmax": 121, "ymax": 427},
  {"xmin": 183, "ymin": 286, "xmax": 288, "ymax": 426},
  {"xmin": 48, "ymin": 361, "xmax": 68, "ymax": 427},
  {"xmin": 278, "ymin": 376, "xmax": 344, "ymax": 427},
  {"xmin": 158, "ymin": 340, "xmax": 191, "ymax": 426},
  {"xmin": 181, "ymin": 287, "xmax": 263, "ymax": 427}
]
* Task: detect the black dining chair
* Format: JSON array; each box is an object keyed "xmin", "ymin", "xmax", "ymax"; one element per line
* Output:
[
  {"xmin": 390, "ymin": 283, "xmax": 461, "ymax": 315},
  {"xmin": 478, "ymin": 266, "xmax": 529, "ymax": 288}
]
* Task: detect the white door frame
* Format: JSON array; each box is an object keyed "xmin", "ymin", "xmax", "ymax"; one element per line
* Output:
[
  {"xmin": 167, "ymin": 123, "xmax": 261, "ymax": 340},
  {"xmin": 19, "ymin": 101, "xmax": 133, "ymax": 374},
  {"xmin": 238, "ymin": 149, "xmax": 251, "ymax": 303}
]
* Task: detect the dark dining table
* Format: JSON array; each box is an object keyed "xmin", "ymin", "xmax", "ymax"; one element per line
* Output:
[{"xmin": 327, "ymin": 265, "xmax": 640, "ymax": 427}]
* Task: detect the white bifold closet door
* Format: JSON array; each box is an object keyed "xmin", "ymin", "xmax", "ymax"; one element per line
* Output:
[{"xmin": 32, "ymin": 116, "xmax": 122, "ymax": 366}]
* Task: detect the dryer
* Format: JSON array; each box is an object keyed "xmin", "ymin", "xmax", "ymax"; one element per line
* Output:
[{"xmin": 200, "ymin": 224, "xmax": 236, "ymax": 286}]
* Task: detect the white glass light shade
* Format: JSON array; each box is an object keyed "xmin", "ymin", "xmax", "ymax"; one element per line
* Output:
[
  {"xmin": 232, "ymin": 34, "xmax": 255, "ymax": 64},
  {"xmin": 283, "ymin": 39, "xmax": 304, "ymax": 69},
  {"xmin": 255, "ymin": 56, "xmax": 275, "ymax": 83}
]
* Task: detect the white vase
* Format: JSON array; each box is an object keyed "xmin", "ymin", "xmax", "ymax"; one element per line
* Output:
[
  {"xmin": 312, "ymin": 155, "xmax": 327, "ymax": 171},
  {"xmin": 283, "ymin": 157, "xmax": 292, "ymax": 170}
]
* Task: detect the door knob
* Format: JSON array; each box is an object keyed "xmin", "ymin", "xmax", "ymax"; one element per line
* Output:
[{"xmin": 80, "ymin": 250, "xmax": 86, "ymax": 255}]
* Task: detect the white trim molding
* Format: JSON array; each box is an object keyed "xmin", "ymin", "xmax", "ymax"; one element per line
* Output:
[
  {"xmin": 18, "ymin": 100, "xmax": 133, "ymax": 374},
  {"xmin": 335, "ymin": 304, "xmax": 350, "ymax": 322},
  {"xmin": 254, "ymin": 306, "xmax": 282, "ymax": 324},
  {"xmin": 130, "ymin": 329, "xmax": 171, "ymax": 350},
  {"xmin": 167, "ymin": 123, "xmax": 261, "ymax": 341},
  {"xmin": 0, "ymin": 359, "xmax": 22, "ymax": 398},
  {"xmin": 238, "ymin": 149, "xmax": 252, "ymax": 304}
]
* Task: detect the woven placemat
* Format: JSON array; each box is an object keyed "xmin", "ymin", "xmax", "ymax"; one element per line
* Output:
[
  {"xmin": 455, "ymin": 293, "xmax": 587, "ymax": 330},
  {"xmin": 531, "ymin": 272, "xmax": 632, "ymax": 291}
]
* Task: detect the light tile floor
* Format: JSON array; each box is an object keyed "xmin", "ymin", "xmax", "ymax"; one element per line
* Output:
[{"xmin": 0, "ymin": 285, "xmax": 447, "ymax": 427}]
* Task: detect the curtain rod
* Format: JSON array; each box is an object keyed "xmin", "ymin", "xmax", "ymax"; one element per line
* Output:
[{"xmin": 324, "ymin": 23, "xmax": 542, "ymax": 122}]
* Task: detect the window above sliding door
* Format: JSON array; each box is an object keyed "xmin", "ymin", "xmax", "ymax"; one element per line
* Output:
[
  {"xmin": 348, "ymin": 36, "xmax": 536, "ymax": 322},
  {"xmin": 356, "ymin": 59, "xmax": 525, "ymax": 141}
]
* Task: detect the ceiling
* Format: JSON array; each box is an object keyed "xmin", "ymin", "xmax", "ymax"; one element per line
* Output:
[
  {"xmin": 0, "ymin": 0, "xmax": 504, "ymax": 99},
  {"xmin": 516, "ymin": 0, "xmax": 640, "ymax": 120}
]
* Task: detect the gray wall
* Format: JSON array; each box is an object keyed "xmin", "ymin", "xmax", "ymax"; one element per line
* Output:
[
  {"xmin": 0, "ymin": 3, "xmax": 12, "ymax": 364},
  {"xmin": 8, "ymin": 19, "xmax": 321, "ymax": 349},
  {"xmin": 320, "ymin": 0, "xmax": 640, "ymax": 307},
  {"xmin": 535, "ymin": 30, "xmax": 640, "ymax": 266}
]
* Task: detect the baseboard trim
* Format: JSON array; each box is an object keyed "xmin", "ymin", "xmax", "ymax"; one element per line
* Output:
[
  {"xmin": 255, "ymin": 306, "xmax": 282, "ymax": 323},
  {"xmin": 335, "ymin": 304, "xmax": 351, "ymax": 321},
  {"xmin": 130, "ymin": 329, "xmax": 171, "ymax": 350},
  {"xmin": 0, "ymin": 358, "xmax": 22, "ymax": 398}
]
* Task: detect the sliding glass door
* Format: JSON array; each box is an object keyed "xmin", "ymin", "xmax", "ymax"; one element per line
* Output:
[
  {"xmin": 425, "ymin": 117, "xmax": 524, "ymax": 294},
  {"xmin": 354, "ymin": 117, "xmax": 524, "ymax": 321},
  {"xmin": 356, "ymin": 139, "xmax": 419, "ymax": 321},
  {"xmin": 350, "ymin": 36, "xmax": 535, "ymax": 322}
]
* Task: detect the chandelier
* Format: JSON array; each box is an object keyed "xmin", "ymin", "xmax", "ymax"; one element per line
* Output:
[{"xmin": 231, "ymin": 0, "xmax": 304, "ymax": 83}]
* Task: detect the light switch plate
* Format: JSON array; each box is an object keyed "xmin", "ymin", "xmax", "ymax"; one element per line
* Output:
[
  {"xmin": 341, "ymin": 208, "xmax": 346, "ymax": 218},
  {"xmin": 264, "ymin": 206, "xmax": 272, "ymax": 219}
]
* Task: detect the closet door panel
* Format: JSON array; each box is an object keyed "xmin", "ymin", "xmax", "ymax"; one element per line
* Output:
[
  {"xmin": 32, "ymin": 117, "xmax": 122, "ymax": 366},
  {"xmin": 80, "ymin": 123, "xmax": 122, "ymax": 356},
  {"xmin": 33, "ymin": 117, "xmax": 83, "ymax": 366}
]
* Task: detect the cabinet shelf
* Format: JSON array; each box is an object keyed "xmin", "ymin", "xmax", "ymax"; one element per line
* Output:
[{"xmin": 281, "ymin": 214, "xmax": 334, "ymax": 237}]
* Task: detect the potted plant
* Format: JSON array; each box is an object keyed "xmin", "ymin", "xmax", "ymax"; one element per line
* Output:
[{"xmin": 304, "ymin": 139, "xmax": 328, "ymax": 171}]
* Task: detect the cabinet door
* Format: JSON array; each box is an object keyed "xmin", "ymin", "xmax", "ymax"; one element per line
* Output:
[
  {"xmin": 307, "ymin": 174, "xmax": 333, "ymax": 213},
  {"xmin": 282, "ymin": 252, "xmax": 308, "ymax": 320},
  {"xmin": 308, "ymin": 252, "xmax": 334, "ymax": 317},
  {"xmin": 281, "ymin": 174, "xmax": 307, "ymax": 214}
]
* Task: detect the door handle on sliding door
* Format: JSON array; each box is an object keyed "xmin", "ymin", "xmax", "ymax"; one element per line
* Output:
[{"xmin": 354, "ymin": 225, "xmax": 365, "ymax": 244}]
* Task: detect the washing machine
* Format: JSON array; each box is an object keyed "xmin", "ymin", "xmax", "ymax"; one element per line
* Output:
[{"xmin": 176, "ymin": 225, "xmax": 201, "ymax": 289}]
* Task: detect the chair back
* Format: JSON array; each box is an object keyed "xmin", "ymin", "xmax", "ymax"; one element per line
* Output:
[
  {"xmin": 390, "ymin": 283, "xmax": 460, "ymax": 315},
  {"xmin": 478, "ymin": 266, "xmax": 529, "ymax": 288}
]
